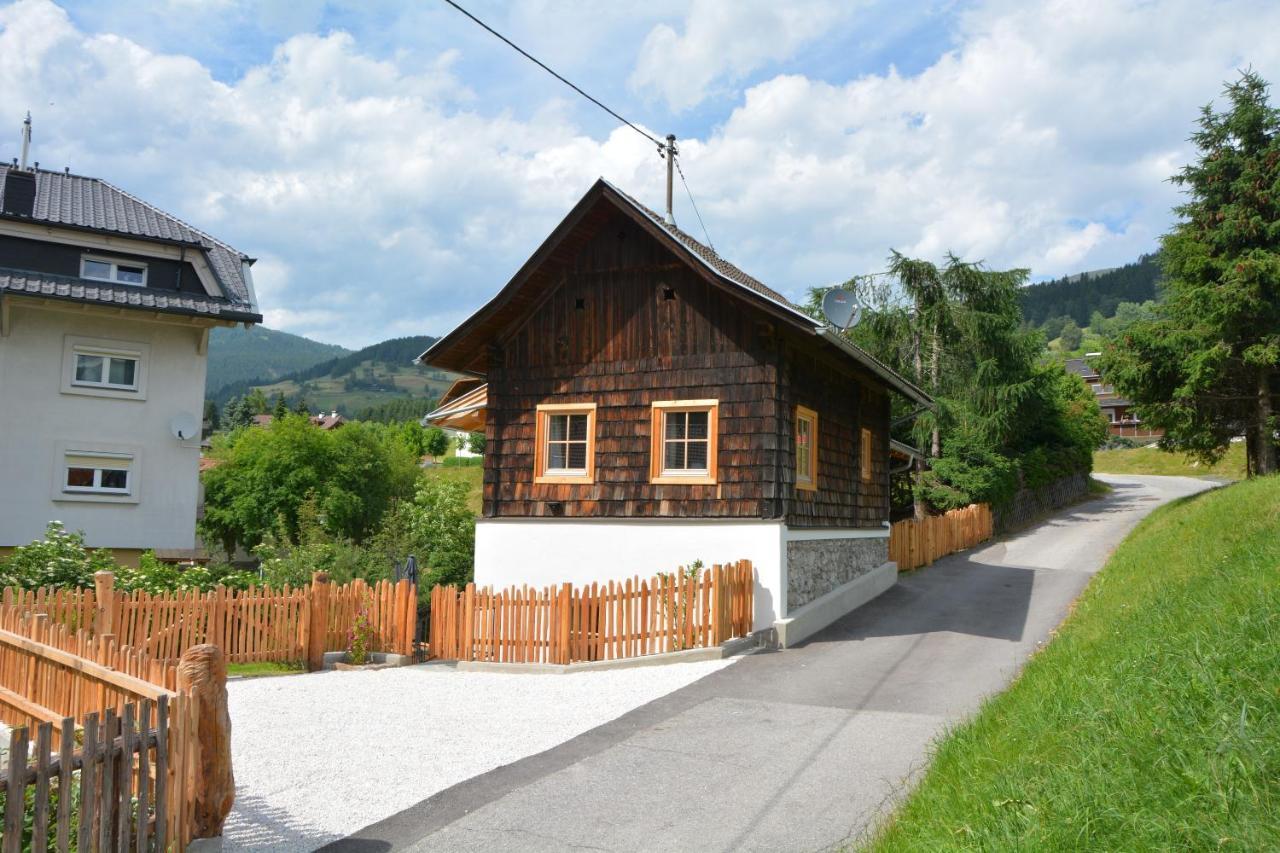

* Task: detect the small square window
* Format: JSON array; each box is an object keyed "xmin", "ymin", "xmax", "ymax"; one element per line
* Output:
[
  {"xmin": 535, "ymin": 404, "xmax": 596, "ymax": 484},
  {"xmin": 650, "ymin": 401, "xmax": 718, "ymax": 484}
]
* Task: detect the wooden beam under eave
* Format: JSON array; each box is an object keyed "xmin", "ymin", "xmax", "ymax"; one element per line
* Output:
[
  {"xmin": 197, "ymin": 327, "xmax": 210, "ymax": 355},
  {"xmin": 0, "ymin": 294, "xmax": 9, "ymax": 336}
]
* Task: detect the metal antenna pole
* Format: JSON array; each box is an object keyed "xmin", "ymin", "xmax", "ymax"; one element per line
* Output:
[{"xmin": 664, "ymin": 134, "xmax": 677, "ymax": 225}]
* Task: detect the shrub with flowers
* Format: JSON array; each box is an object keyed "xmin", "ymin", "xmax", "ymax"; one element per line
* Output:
[{"xmin": 348, "ymin": 599, "xmax": 376, "ymax": 665}]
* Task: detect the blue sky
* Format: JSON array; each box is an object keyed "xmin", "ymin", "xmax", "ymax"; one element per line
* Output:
[{"xmin": 4, "ymin": 0, "xmax": 1279, "ymax": 348}]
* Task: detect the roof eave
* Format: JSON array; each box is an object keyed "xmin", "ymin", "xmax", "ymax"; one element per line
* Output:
[{"xmin": 816, "ymin": 327, "xmax": 934, "ymax": 407}]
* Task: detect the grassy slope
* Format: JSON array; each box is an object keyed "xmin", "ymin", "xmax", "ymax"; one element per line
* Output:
[
  {"xmin": 1094, "ymin": 441, "xmax": 1247, "ymax": 480},
  {"xmin": 424, "ymin": 463, "xmax": 483, "ymax": 515},
  {"xmin": 872, "ymin": 476, "xmax": 1280, "ymax": 851}
]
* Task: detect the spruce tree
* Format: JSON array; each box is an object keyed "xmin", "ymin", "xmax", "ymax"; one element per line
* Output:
[{"xmin": 1101, "ymin": 71, "xmax": 1280, "ymax": 474}]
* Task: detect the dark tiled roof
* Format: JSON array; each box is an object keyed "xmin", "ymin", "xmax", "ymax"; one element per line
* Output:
[
  {"xmin": 0, "ymin": 268, "xmax": 258, "ymax": 319},
  {"xmin": 603, "ymin": 180, "xmax": 811, "ymax": 321},
  {"xmin": 0, "ymin": 165, "xmax": 256, "ymax": 310}
]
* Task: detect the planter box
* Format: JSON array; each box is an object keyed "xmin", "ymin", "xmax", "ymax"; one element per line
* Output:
[{"xmin": 323, "ymin": 651, "xmax": 415, "ymax": 671}]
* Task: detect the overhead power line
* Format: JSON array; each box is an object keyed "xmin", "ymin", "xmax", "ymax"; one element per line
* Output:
[
  {"xmin": 440, "ymin": 0, "xmax": 662, "ymax": 149},
  {"xmin": 674, "ymin": 157, "xmax": 714, "ymax": 251}
]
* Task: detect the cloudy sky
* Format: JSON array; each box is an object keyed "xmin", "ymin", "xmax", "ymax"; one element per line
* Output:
[{"xmin": 2, "ymin": 0, "xmax": 1278, "ymax": 348}]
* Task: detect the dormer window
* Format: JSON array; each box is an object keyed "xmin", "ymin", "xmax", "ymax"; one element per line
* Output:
[{"xmin": 81, "ymin": 256, "xmax": 147, "ymax": 286}]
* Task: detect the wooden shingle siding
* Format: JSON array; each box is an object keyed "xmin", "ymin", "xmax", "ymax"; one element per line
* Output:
[{"xmin": 781, "ymin": 337, "xmax": 891, "ymax": 528}]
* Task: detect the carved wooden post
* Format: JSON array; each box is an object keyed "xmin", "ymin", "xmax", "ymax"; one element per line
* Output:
[
  {"xmin": 307, "ymin": 572, "xmax": 331, "ymax": 672},
  {"xmin": 177, "ymin": 643, "xmax": 234, "ymax": 840},
  {"xmin": 93, "ymin": 571, "xmax": 116, "ymax": 638}
]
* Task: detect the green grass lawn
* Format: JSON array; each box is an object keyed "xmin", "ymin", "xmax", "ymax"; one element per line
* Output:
[
  {"xmin": 870, "ymin": 475, "xmax": 1280, "ymax": 851},
  {"xmin": 226, "ymin": 661, "xmax": 305, "ymax": 678},
  {"xmin": 424, "ymin": 463, "xmax": 483, "ymax": 514},
  {"xmin": 1093, "ymin": 440, "xmax": 1247, "ymax": 480}
]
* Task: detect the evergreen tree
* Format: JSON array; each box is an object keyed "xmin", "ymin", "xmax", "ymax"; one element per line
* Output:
[
  {"xmin": 272, "ymin": 392, "xmax": 288, "ymax": 420},
  {"xmin": 294, "ymin": 394, "xmax": 310, "ymax": 415},
  {"xmin": 244, "ymin": 387, "xmax": 269, "ymax": 414},
  {"xmin": 1101, "ymin": 72, "xmax": 1280, "ymax": 475},
  {"xmin": 221, "ymin": 396, "xmax": 253, "ymax": 430},
  {"xmin": 1059, "ymin": 318, "xmax": 1083, "ymax": 351}
]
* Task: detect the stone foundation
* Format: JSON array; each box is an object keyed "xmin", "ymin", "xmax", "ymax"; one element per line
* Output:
[{"xmin": 786, "ymin": 536, "xmax": 889, "ymax": 611}]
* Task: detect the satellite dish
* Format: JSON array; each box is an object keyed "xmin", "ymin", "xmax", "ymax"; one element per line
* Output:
[
  {"xmin": 170, "ymin": 413, "xmax": 200, "ymax": 441},
  {"xmin": 821, "ymin": 288, "xmax": 862, "ymax": 331}
]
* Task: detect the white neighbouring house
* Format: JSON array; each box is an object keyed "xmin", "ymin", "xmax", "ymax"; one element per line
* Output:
[{"xmin": 0, "ymin": 162, "xmax": 262, "ymax": 563}]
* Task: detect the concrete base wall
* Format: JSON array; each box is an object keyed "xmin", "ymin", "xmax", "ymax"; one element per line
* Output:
[
  {"xmin": 475, "ymin": 519, "xmax": 786, "ymax": 632},
  {"xmin": 773, "ymin": 561, "xmax": 897, "ymax": 648},
  {"xmin": 475, "ymin": 520, "xmax": 895, "ymax": 638}
]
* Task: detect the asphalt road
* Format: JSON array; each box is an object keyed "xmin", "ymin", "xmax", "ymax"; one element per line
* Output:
[{"xmin": 326, "ymin": 474, "xmax": 1215, "ymax": 853}]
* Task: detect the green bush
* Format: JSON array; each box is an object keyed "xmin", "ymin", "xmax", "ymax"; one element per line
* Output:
[
  {"xmin": 199, "ymin": 415, "xmax": 419, "ymax": 554},
  {"xmin": 0, "ymin": 521, "xmax": 116, "ymax": 589},
  {"xmin": 917, "ymin": 428, "xmax": 1018, "ymax": 510}
]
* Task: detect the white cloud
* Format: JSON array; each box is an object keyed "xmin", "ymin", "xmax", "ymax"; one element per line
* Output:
[
  {"xmin": 2, "ymin": 0, "xmax": 1279, "ymax": 350},
  {"xmin": 629, "ymin": 0, "xmax": 853, "ymax": 112}
]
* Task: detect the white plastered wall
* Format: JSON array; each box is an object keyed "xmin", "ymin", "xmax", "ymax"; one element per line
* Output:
[
  {"xmin": 474, "ymin": 518, "xmax": 787, "ymax": 632},
  {"xmin": 0, "ymin": 302, "xmax": 208, "ymax": 551}
]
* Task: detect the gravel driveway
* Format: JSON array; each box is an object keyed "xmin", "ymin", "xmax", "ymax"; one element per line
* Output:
[{"xmin": 222, "ymin": 658, "xmax": 737, "ymax": 851}]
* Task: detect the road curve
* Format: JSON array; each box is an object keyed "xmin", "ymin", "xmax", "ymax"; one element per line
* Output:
[{"xmin": 328, "ymin": 474, "xmax": 1216, "ymax": 853}]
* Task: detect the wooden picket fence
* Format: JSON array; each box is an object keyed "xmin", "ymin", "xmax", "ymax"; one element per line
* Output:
[
  {"xmin": 0, "ymin": 612, "xmax": 199, "ymax": 849},
  {"xmin": 888, "ymin": 503, "xmax": 994, "ymax": 571},
  {"xmin": 430, "ymin": 560, "xmax": 754, "ymax": 664},
  {"xmin": 3, "ymin": 572, "xmax": 418, "ymax": 671}
]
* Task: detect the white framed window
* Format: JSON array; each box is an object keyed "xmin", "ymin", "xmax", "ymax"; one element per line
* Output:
[
  {"xmin": 650, "ymin": 400, "xmax": 718, "ymax": 485},
  {"xmin": 52, "ymin": 442, "xmax": 142, "ymax": 504},
  {"xmin": 63, "ymin": 453, "xmax": 132, "ymax": 494},
  {"xmin": 81, "ymin": 255, "xmax": 148, "ymax": 286},
  {"xmin": 61, "ymin": 336, "xmax": 149, "ymax": 400},
  {"xmin": 534, "ymin": 403, "xmax": 596, "ymax": 484},
  {"xmin": 72, "ymin": 350, "xmax": 139, "ymax": 391}
]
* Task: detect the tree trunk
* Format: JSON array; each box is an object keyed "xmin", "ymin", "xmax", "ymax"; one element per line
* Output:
[
  {"xmin": 929, "ymin": 319, "xmax": 941, "ymax": 458},
  {"xmin": 1254, "ymin": 368, "xmax": 1277, "ymax": 476}
]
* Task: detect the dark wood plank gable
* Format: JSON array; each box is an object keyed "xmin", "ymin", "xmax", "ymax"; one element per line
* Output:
[{"xmin": 484, "ymin": 211, "xmax": 781, "ymax": 519}]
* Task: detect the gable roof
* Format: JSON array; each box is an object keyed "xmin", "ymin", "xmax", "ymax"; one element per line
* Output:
[
  {"xmin": 0, "ymin": 164, "xmax": 259, "ymax": 320},
  {"xmin": 419, "ymin": 179, "xmax": 931, "ymax": 406}
]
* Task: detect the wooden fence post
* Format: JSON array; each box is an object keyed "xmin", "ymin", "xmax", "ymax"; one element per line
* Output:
[
  {"xmin": 93, "ymin": 571, "xmax": 116, "ymax": 637},
  {"xmin": 306, "ymin": 572, "xmax": 330, "ymax": 672},
  {"xmin": 176, "ymin": 644, "xmax": 233, "ymax": 841}
]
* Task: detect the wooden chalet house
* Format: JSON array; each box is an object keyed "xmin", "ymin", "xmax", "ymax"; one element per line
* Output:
[{"xmin": 422, "ymin": 180, "xmax": 932, "ymax": 645}]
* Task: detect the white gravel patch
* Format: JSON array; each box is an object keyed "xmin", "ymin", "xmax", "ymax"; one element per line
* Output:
[{"xmin": 223, "ymin": 658, "xmax": 736, "ymax": 851}]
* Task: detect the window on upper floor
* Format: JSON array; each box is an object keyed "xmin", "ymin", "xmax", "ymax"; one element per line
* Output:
[
  {"xmin": 81, "ymin": 255, "xmax": 147, "ymax": 286},
  {"xmin": 73, "ymin": 350, "xmax": 138, "ymax": 390},
  {"xmin": 650, "ymin": 400, "xmax": 718, "ymax": 485},
  {"xmin": 534, "ymin": 403, "xmax": 596, "ymax": 484},
  {"xmin": 61, "ymin": 336, "xmax": 150, "ymax": 401},
  {"xmin": 62, "ymin": 451, "xmax": 133, "ymax": 496},
  {"xmin": 795, "ymin": 405, "xmax": 818, "ymax": 492}
]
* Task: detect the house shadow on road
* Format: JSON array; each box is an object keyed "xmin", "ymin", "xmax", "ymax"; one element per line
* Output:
[{"xmin": 804, "ymin": 555, "xmax": 1038, "ymax": 645}]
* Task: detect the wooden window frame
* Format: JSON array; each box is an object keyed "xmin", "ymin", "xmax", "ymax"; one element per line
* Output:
[
  {"xmin": 533, "ymin": 402, "xmax": 597, "ymax": 484},
  {"xmin": 649, "ymin": 399, "xmax": 719, "ymax": 485},
  {"xmin": 795, "ymin": 405, "xmax": 819, "ymax": 493},
  {"xmin": 860, "ymin": 426, "xmax": 874, "ymax": 484}
]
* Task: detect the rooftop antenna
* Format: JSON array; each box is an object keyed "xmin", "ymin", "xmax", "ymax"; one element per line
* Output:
[
  {"xmin": 19, "ymin": 112, "xmax": 32, "ymax": 170},
  {"xmin": 663, "ymin": 134, "xmax": 677, "ymax": 225}
]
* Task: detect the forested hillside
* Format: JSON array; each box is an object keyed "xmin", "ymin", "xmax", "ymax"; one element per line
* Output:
[
  {"xmin": 212, "ymin": 335, "xmax": 454, "ymax": 421},
  {"xmin": 1020, "ymin": 254, "xmax": 1162, "ymax": 326},
  {"xmin": 207, "ymin": 326, "xmax": 350, "ymax": 394}
]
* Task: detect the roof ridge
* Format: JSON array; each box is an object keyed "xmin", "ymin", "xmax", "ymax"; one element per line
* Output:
[
  {"xmin": 600, "ymin": 179, "xmax": 811, "ymax": 321},
  {"xmin": 93, "ymin": 174, "xmax": 248, "ymax": 260}
]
